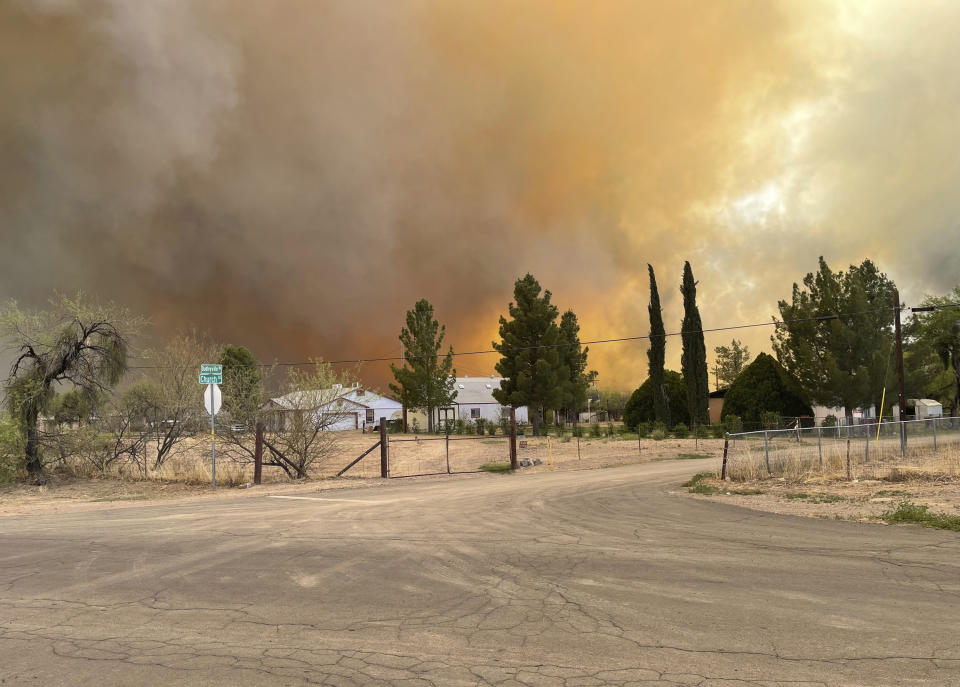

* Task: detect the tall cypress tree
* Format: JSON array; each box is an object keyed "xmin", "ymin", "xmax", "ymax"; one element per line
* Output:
[
  {"xmin": 647, "ymin": 265, "xmax": 668, "ymax": 425},
  {"xmin": 680, "ymin": 261, "xmax": 710, "ymax": 426}
]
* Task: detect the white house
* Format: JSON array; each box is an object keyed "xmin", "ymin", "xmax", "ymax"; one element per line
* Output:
[{"xmin": 264, "ymin": 384, "xmax": 403, "ymax": 432}]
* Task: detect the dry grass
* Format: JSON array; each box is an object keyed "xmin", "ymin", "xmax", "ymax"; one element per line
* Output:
[
  {"xmin": 725, "ymin": 431, "xmax": 960, "ymax": 483},
  {"xmin": 30, "ymin": 430, "xmax": 724, "ymax": 486}
]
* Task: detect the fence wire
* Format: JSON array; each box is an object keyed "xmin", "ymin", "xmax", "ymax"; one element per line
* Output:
[{"xmin": 725, "ymin": 417, "xmax": 960, "ymax": 481}]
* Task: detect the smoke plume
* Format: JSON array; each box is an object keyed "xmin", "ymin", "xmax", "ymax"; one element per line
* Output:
[{"xmin": 2, "ymin": 0, "xmax": 958, "ymax": 389}]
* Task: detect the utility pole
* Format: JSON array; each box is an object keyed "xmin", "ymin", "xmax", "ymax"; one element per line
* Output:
[{"xmin": 894, "ymin": 289, "xmax": 907, "ymax": 455}]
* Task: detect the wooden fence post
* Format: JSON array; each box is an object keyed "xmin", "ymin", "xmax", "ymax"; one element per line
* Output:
[
  {"xmin": 846, "ymin": 439, "xmax": 851, "ymax": 480},
  {"xmin": 379, "ymin": 417, "xmax": 389, "ymax": 478},
  {"xmin": 509, "ymin": 407, "xmax": 518, "ymax": 470},
  {"xmin": 721, "ymin": 433, "xmax": 729, "ymax": 481},
  {"xmin": 254, "ymin": 421, "xmax": 264, "ymax": 485},
  {"xmin": 445, "ymin": 426, "xmax": 451, "ymax": 474}
]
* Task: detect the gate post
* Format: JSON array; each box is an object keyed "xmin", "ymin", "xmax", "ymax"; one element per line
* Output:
[
  {"xmin": 379, "ymin": 417, "xmax": 389, "ymax": 478},
  {"xmin": 254, "ymin": 421, "xmax": 264, "ymax": 485},
  {"xmin": 509, "ymin": 407, "xmax": 518, "ymax": 470}
]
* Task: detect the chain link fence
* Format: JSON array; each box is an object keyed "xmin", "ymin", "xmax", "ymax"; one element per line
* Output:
[{"xmin": 724, "ymin": 417, "xmax": 960, "ymax": 481}]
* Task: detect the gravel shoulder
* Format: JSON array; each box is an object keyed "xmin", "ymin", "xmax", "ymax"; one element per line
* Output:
[{"xmin": 687, "ymin": 474, "xmax": 960, "ymax": 523}]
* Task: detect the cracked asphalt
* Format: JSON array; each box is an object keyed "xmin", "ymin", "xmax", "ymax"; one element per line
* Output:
[{"xmin": 2, "ymin": 458, "xmax": 959, "ymax": 686}]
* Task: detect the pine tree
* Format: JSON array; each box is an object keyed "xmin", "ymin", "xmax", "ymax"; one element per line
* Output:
[
  {"xmin": 680, "ymin": 261, "xmax": 710, "ymax": 427},
  {"xmin": 773, "ymin": 257, "xmax": 896, "ymax": 422},
  {"xmin": 647, "ymin": 265, "xmax": 668, "ymax": 425},
  {"xmin": 557, "ymin": 310, "xmax": 596, "ymax": 422},
  {"xmin": 492, "ymin": 274, "xmax": 564, "ymax": 436},
  {"xmin": 389, "ymin": 299, "xmax": 456, "ymax": 432}
]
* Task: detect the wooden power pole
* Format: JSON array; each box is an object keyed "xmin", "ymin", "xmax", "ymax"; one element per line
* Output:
[{"xmin": 894, "ymin": 289, "xmax": 907, "ymax": 455}]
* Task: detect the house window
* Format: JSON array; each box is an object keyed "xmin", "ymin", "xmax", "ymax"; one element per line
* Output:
[
  {"xmin": 470, "ymin": 408, "xmax": 481, "ymax": 419},
  {"xmin": 365, "ymin": 409, "xmax": 375, "ymax": 423}
]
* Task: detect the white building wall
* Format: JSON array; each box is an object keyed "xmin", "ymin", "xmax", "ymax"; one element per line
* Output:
[{"xmin": 457, "ymin": 404, "xmax": 528, "ymax": 424}]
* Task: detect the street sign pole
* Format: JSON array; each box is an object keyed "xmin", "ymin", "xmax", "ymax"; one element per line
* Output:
[
  {"xmin": 210, "ymin": 383, "xmax": 216, "ymax": 491},
  {"xmin": 200, "ymin": 364, "xmax": 223, "ymax": 491}
]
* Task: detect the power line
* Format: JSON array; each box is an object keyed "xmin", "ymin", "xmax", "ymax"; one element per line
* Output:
[{"xmin": 125, "ymin": 302, "xmax": 960, "ymax": 371}]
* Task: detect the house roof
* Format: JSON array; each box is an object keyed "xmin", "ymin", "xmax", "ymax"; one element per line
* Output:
[
  {"xmin": 452, "ymin": 377, "xmax": 505, "ymax": 405},
  {"xmin": 709, "ymin": 388, "xmax": 728, "ymax": 399},
  {"xmin": 266, "ymin": 390, "xmax": 365, "ymax": 411},
  {"xmin": 339, "ymin": 387, "xmax": 402, "ymax": 409},
  {"xmin": 267, "ymin": 386, "xmax": 401, "ymax": 411}
]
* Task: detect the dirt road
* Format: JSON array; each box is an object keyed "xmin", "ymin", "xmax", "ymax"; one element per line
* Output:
[{"xmin": 2, "ymin": 458, "xmax": 959, "ymax": 685}]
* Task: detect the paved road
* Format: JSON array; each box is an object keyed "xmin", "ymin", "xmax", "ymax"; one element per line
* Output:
[{"xmin": 2, "ymin": 459, "xmax": 959, "ymax": 686}]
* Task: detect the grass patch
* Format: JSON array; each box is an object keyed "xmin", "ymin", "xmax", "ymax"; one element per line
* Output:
[
  {"xmin": 784, "ymin": 492, "xmax": 844, "ymax": 504},
  {"xmin": 683, "ymin": 472, "xmax": 720, "ymax": 494},
  {"xmin": 728, "ymin": 488, "xmax": 765, "ymax": 495},
  {"xmin": 881, "ymin": 501, "xmax": 960, "ymax": 531},
  {"xmin": 676, "ymin": 453, "xmax": 712, "ymax": 460},
  {"xmin": 479, "ymin": 462, "xmax": 513, "ymax": 474},
  {"xmin": 874, "ymin": 489, "xmax": 911, "ymax": 498},
  {"xmin": 90, "ymin": 493, "xmax": 151, "ymax": 503}
]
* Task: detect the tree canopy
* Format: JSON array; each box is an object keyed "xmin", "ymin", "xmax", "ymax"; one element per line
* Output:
[
  {"xmin": 772, "ymin": 257, "xmax": 895, "ymax": 418},
  {"xmin": 557, "ymin": 310, "xmax": 595, "ymax": 420},
  {"xmin": 623, "ymin": 370, "xmax": 689, "ymax": 431},
  {"xmin": 220, "ymin": 344, "xmax": 263, "ymax": 425},
  {"xmin": 389, "ymin": 299, "xmax": 456, "ymax": 432},
  {"xmin": 492, "ymin": 274, "xmax": 565, "ymax": 435},
  {"xmin": 721, "ymin": 353, "xmax": 813, "ymax": 424},
  {"xmin": 1, "ymin": 293, "xmax": 138, "ymax": 480},
  {"xmin": 905, "ymin": 285, "xmax": 960, "ymax": 415},
  {"xmin": 712, "ymin": 339, "xmax": 750, "ymax": 390},
  {"xmin": 680, "ymin": 261, "xmax": 710, "ymax": 426}
]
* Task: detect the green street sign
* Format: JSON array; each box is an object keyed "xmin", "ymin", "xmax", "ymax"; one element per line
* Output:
[
  {"xmin": 199, "ymin": 373, "xmax": 223, "ymax": 385},
  {"xmin": 200, "ymin": 363, "xmax": 223, "ymax": 374}
]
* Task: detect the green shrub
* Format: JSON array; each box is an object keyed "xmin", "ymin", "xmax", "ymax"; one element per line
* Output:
[
  {"xmin": 650, "ymin": 428, "xmax": 667, "ymax": 441},
  {"xmin": 721, "ymin": 352, "xmax": 812, "ymax": 425},
  {"xmin": 761, "ymin": 411, "xmax": 781, "ymax": 430},
  {"xmin": 622, "ymin": 370, "xmax": 690, "ymax": 430},
  {"xmin": 605, "ymin": 423, "xmax": 617, "ymax": 437},
  {"xmin": 572, "ymin": 425, "xmax": 584, "ymax": 437},
  {"xmin": 455, "ymin": 419, "xmax": 466, "ymax": 435},
  {"xmin": 637, "ymin": 422, "xmax": 651, "ymax": 438},
  {"xmin": 693, "ymin": 424, "xmax": 710, "ymax": 439},
  {"xmin": 589, "ymin": 423, "xmax": 601, "ymax": 437},
  {"xmin": 0, "ymin": 413, "xmax": 24, "ymax": 483},
  {"xmin": 723, "ymin": 415, "xmax": 742, "ymax": 434},
  {"xmin": 710, "ymin": 423, "xmax": 726, "ymax": 439},
  {"xmin": 882, "ymin": 501, "xmax": 960, "ymax": 531},
  {"xmin": 487, "ymin": 421, "xmax": 498, "ymax": 436},
  {"xmin": 672, "ymin": 423, "xmax": 689, "ymax": 438}
]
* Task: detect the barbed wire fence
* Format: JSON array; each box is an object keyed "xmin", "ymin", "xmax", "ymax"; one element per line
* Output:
[{"xmin": 722, "ymin": 417, "xmax": 960, "ymax": 481}]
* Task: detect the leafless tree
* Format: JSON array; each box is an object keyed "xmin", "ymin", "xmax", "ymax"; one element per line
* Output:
[
  {"xmin": 258, "ymin": 361, "xmax": 354, "ymax": 479},
  {"xmin": 136, "ymin": 331, "xmax": 220, "ymax": 470}
]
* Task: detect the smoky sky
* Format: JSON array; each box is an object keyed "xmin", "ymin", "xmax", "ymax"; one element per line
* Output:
[{"xmin": 2, "ymin": 0, "xmax": 959, "ymax": 389}]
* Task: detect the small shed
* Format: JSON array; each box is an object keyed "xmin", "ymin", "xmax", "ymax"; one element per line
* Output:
[{"xmin": 910, "ymin": 398, "xmax": 943, "ymax": 419}]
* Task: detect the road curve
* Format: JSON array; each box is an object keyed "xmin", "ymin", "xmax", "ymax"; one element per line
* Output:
[{"xmin": 1, "ymin": 458, "xmax": 959, "ymax": 686}]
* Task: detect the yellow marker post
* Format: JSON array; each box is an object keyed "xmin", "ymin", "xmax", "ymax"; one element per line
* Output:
[{"xmin": 876, "ymin": 387, "xmax": 886, "ymax": 446}]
